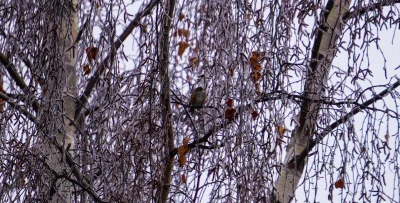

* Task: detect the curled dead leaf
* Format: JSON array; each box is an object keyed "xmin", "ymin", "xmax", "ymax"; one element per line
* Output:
[
  {"xmin": 254, "ymin": 63, "xmax": 262, "ymax": 72},
  {"xmin": 181, "ymin": 174, "xmax": 187, "ymax": 184},
  {"xmin": 189, "ymin": 56, "xmax": 199, "ymax": 67},
  {"xmin": 251, "ymin": 71, "xmax": 261, "ymax": 83},
  {"xmin": 178, "ymin": 145, "xmax": 190, "ymax": 156},
  {"xmin": 85, "ymin": 47, "xmax": 99, "ymax": 62},
  {"xmin": 183, "ymin": 137, "xmax": 190, "ymax": 146},
  {"xmin": 225, "ymin": 98, "xmax": 234, "ymax": 108},
  {"xmin": 179, "ymin": 156, "xmax": 187, "ymax": 167},
  {"xmin": 249, "ymin": 56, "xmax": 259, "ymax": 68},
  {"xmin": 178, "ymin": 42, "xmax": 190, "ymax": 57},
  {"xmin": 141, "ymin": 24, "xmax": 147, "ymax": 33},
  {"xmin": 177, "ymin": 29, "xmax": 190, "ymax": 41},
  {"xmin": 334, "ymin": 179, "xmax": 345, "ymax": 189},
  {"xmin": 277, "ymin": 126, "xmax": 286, "ymax": 136},
  {"xmin": 83, "ymin": 64, "xmax": 91, "ymax": 76},
  {"xmin": 201, "ymin": 4, "xmax": 206, "ymax": 13},
  {"xmin": 179, "ymin": 13, "xmax": 185, "ymax": 21},
  {"xmin": 251, "ymin": 111, "xmax": 259, "ymax": 120},
  {"xmin": 225, "ymin": 108, "xmax": 237, "ymax": 121}
]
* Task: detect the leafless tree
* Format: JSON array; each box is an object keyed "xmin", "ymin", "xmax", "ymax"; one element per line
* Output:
[{"xmin": 1, "ymin": 0, "xmax": 400, "ymax": 202}]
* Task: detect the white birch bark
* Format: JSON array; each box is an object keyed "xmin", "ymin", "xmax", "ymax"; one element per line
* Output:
[
  {"xmin": 274, "ymin": 0, "xmax": 351, "ymax": 202},
  {"xmin": 41, "ymin": 0, "xmax": 78, "ymax": 202}
]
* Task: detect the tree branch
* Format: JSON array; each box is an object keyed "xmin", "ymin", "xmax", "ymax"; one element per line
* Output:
[
  {"xmin": 0, "ymin": 89, "xmax": 103, "ymax": 201},
  {"xmin": 59, "ymin": 173, "xmax": 107, "ymax": 203},
  {"xmin": 74, "ymin": 0, "xmax": 161, "ymax": 120},
  {"xmin": 343, "ymin": 0, "xmax": 400, "ymax": 22},
  {"xmin": 0, "ymin": 52, "xmax": 40, "ymax": 112},
  {"xmin": 158, "ymin": 0, "xmax": 176, "ymax": 201},
  {"xmin": 291, "ymin": 79, "xmax": 400, "ymax": 167},
  {"xmin": 0, "ymin": 91, "xmax": 36, "ymax": 122},
  {"xmin": 169, "ymin": 120, "xmax": 228, "ymax": 157}
]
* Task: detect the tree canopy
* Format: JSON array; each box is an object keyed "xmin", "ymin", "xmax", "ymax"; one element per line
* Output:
[{"xmin": 1, "ymin": 0, "xmax": 400, "ymax": 202}]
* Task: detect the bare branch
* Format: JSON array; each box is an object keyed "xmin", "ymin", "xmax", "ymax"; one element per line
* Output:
[
  {"xmin": 0, "ymin": 91, "xmax": 36, "ymax": 122},
  {"xmin": 291, "ymin": 79, "xmax": 400, "ymax": 167},
  {"xmin": 0, "ymin": 93, "xmax": 102, "ymax": 202},
  {"xmin": 0, "ymin": 51, "xmax": 40, "ymax": 112},
  {"xmin": 158, "ymin": 0, "xmax": 176, "ymax": 202},
  {"xmin": 343, "ymin": 0, "xmax": 400, "ymax": 22},
  {"xmin": 74, "ymin": 0, "xmax": 161, "ymax": 120}
]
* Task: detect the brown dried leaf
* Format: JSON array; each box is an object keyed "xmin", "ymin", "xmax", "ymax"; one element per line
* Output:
[
  {"xmin": 178, "ymin": 145, "xmax": 186, "ymax": 156},
  {"xmin": 193, "ymin": 47, "xmax": 199, "ymax": 54},
  {"xmin": 251, "ymin": 111, "xmax": 259, "ymax": 120},
  {"xmin": 251, "ymin": 71, "xmax": 261, "ymax": 83},
  {"xmin": 247, "ymin": 13, "xmax": 251, "ymax": 20},
  {"xmin": 183, "ymin": 137, "xmax": 190, "ymax": 146},
  {"xmin": 229, "ymin": 68, "xmax": 235, "ymax": 76},
  {"xmin": 182, "ymin": 30, "xmax": 190, "ymax": 41},
  {"xmin": 201, "ymin": 4, "xmax": 206, "ymax": 13},
  {"xmin": 255, "ymin": 83, "xmax": 261, "ymax": 95},
  {"xmin": 178, "ymin": 42, "xmax": 190, "ymax": 57},
  {"xmin": 83, "ymin": 64, "xmax": 91, "ymax": 76},
  {"xmin": 254, "ymin": 63, "xmax": 262, "ymax": 72},
  {"xmin": 249, "ymin": 56, "xmax": 258, "ymax": 67},
  {"xmin": 189, "ymin": 56, "xmax": 199, "ymax": 67},
  {"xmin": 179, "ymin": 13, "xmax": 185, "ymax": 21},
  {"xmin": 178, "ymin": 145, "xmax": 190, "ymax": 156},
  {"xmin": 277, "ymin": 126, "xmax": 286, "ymax": 136},
  {"xmin": 225, "ymin": 98, "xmax": 234, "ymax": 108},
  {"xmin": 334, "ymin": 179, "xmax": 345, "ymax": 189},
  {"xmin": 225, "ymin": 108, "xmax": 237, "ymax": 121},
  {"xmin": 251, "ymin": 51, "xmax": 265, "ymax": 59},
  {"xmin": 177, "ymin": 29, "xmax": 190, "ymax": 41},
  {"xmin": 179, "ymin": 156, "xmax": 187, "ymax": 167},
  {"xmin": 141, "ymin": 24, "xmax": 147, "ymax": 33},
  {"xmin": 86, "ymin": 47, "xmax": 99, "ymax": 62},
  {"xmin": 181, "ymin": 174, "xmax": 187, "ymax": 184}
]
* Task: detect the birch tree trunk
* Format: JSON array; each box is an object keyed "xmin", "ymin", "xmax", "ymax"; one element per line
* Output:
[
  {"xmin": 41, "ymin": 0, "xmax": 78, "ymax": 202},
  {"xmin": 158, "ymin": 0, "xmax": 176, "ymax": 202},
  {"xmin": 274, "ymin": 0, "xmax": 351, "ymax": 202}
]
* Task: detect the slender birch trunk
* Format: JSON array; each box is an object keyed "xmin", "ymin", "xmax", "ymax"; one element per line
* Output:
[
  {"xmin": 41, "ymin": 0, "xmax": 78, "ymax": 202},
  {"xmin": 274, "ymin": 0, "xmax": 350, "ymax": 202},
  {"xmin": 158, "ymin": 0, "xmax": 176, "ymax": 202}
]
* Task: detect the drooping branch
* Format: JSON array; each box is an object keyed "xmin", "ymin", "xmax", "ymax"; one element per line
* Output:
[
  {"xmin": 39, "ymin": 157, "xmax": 107, "ymax": 203},
  {"xmin": 0, "ymin": 52, "xmax": 40, "ymax": 112},
  {"xmin": 291, "ymin": 79, "xmax": 400, "ymax": 167},
  {"xmin": 343, "ymin": 0, "xmax": 400, "ymax": 22},
  {"xmin": 0, "ymin": 91, "xmax": 104, "ymax": 202},
  {"xmin": 58, "ymin": 174, "xmax": 107, "ymax": 203},
  {"xmin": 169, "ymin": 121, "xmax": 227, "ymax": 157},
  {"xmin": 74, "ymin": 0, "xmax": 161, "ymax": 120},
  {"xmin": 0, "ymin": 91, "xmax": 36, "ymax": 122},
  {"xmin": 169, "ymin": 79, "xmax": 400, "ymax": 158}
]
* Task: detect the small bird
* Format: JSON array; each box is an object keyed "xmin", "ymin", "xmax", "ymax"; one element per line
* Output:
[{"xmin": 189, "ymin": 87, "xmax": 207, "ymax": 112}]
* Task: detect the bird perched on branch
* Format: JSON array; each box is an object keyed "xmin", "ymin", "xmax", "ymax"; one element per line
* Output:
[{"xmin": 189, "ymin": 87, "xmax": 207, "ymax": 113}]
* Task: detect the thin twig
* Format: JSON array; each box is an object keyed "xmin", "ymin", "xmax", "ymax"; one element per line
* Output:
[
  {"xmin": 0, "ymin": 92, "xmax": 36, "ymax": 122},
  {"xmin": 0, "ymin": 52, "xmax": 40, "ymax": 112},
  {"xmin": 291, "ymin": 79, "xmax": 400, "ymax": 167},
  {"xmin": 74, "ymin": 0, "xmax": 161, "ymax": 120}
]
